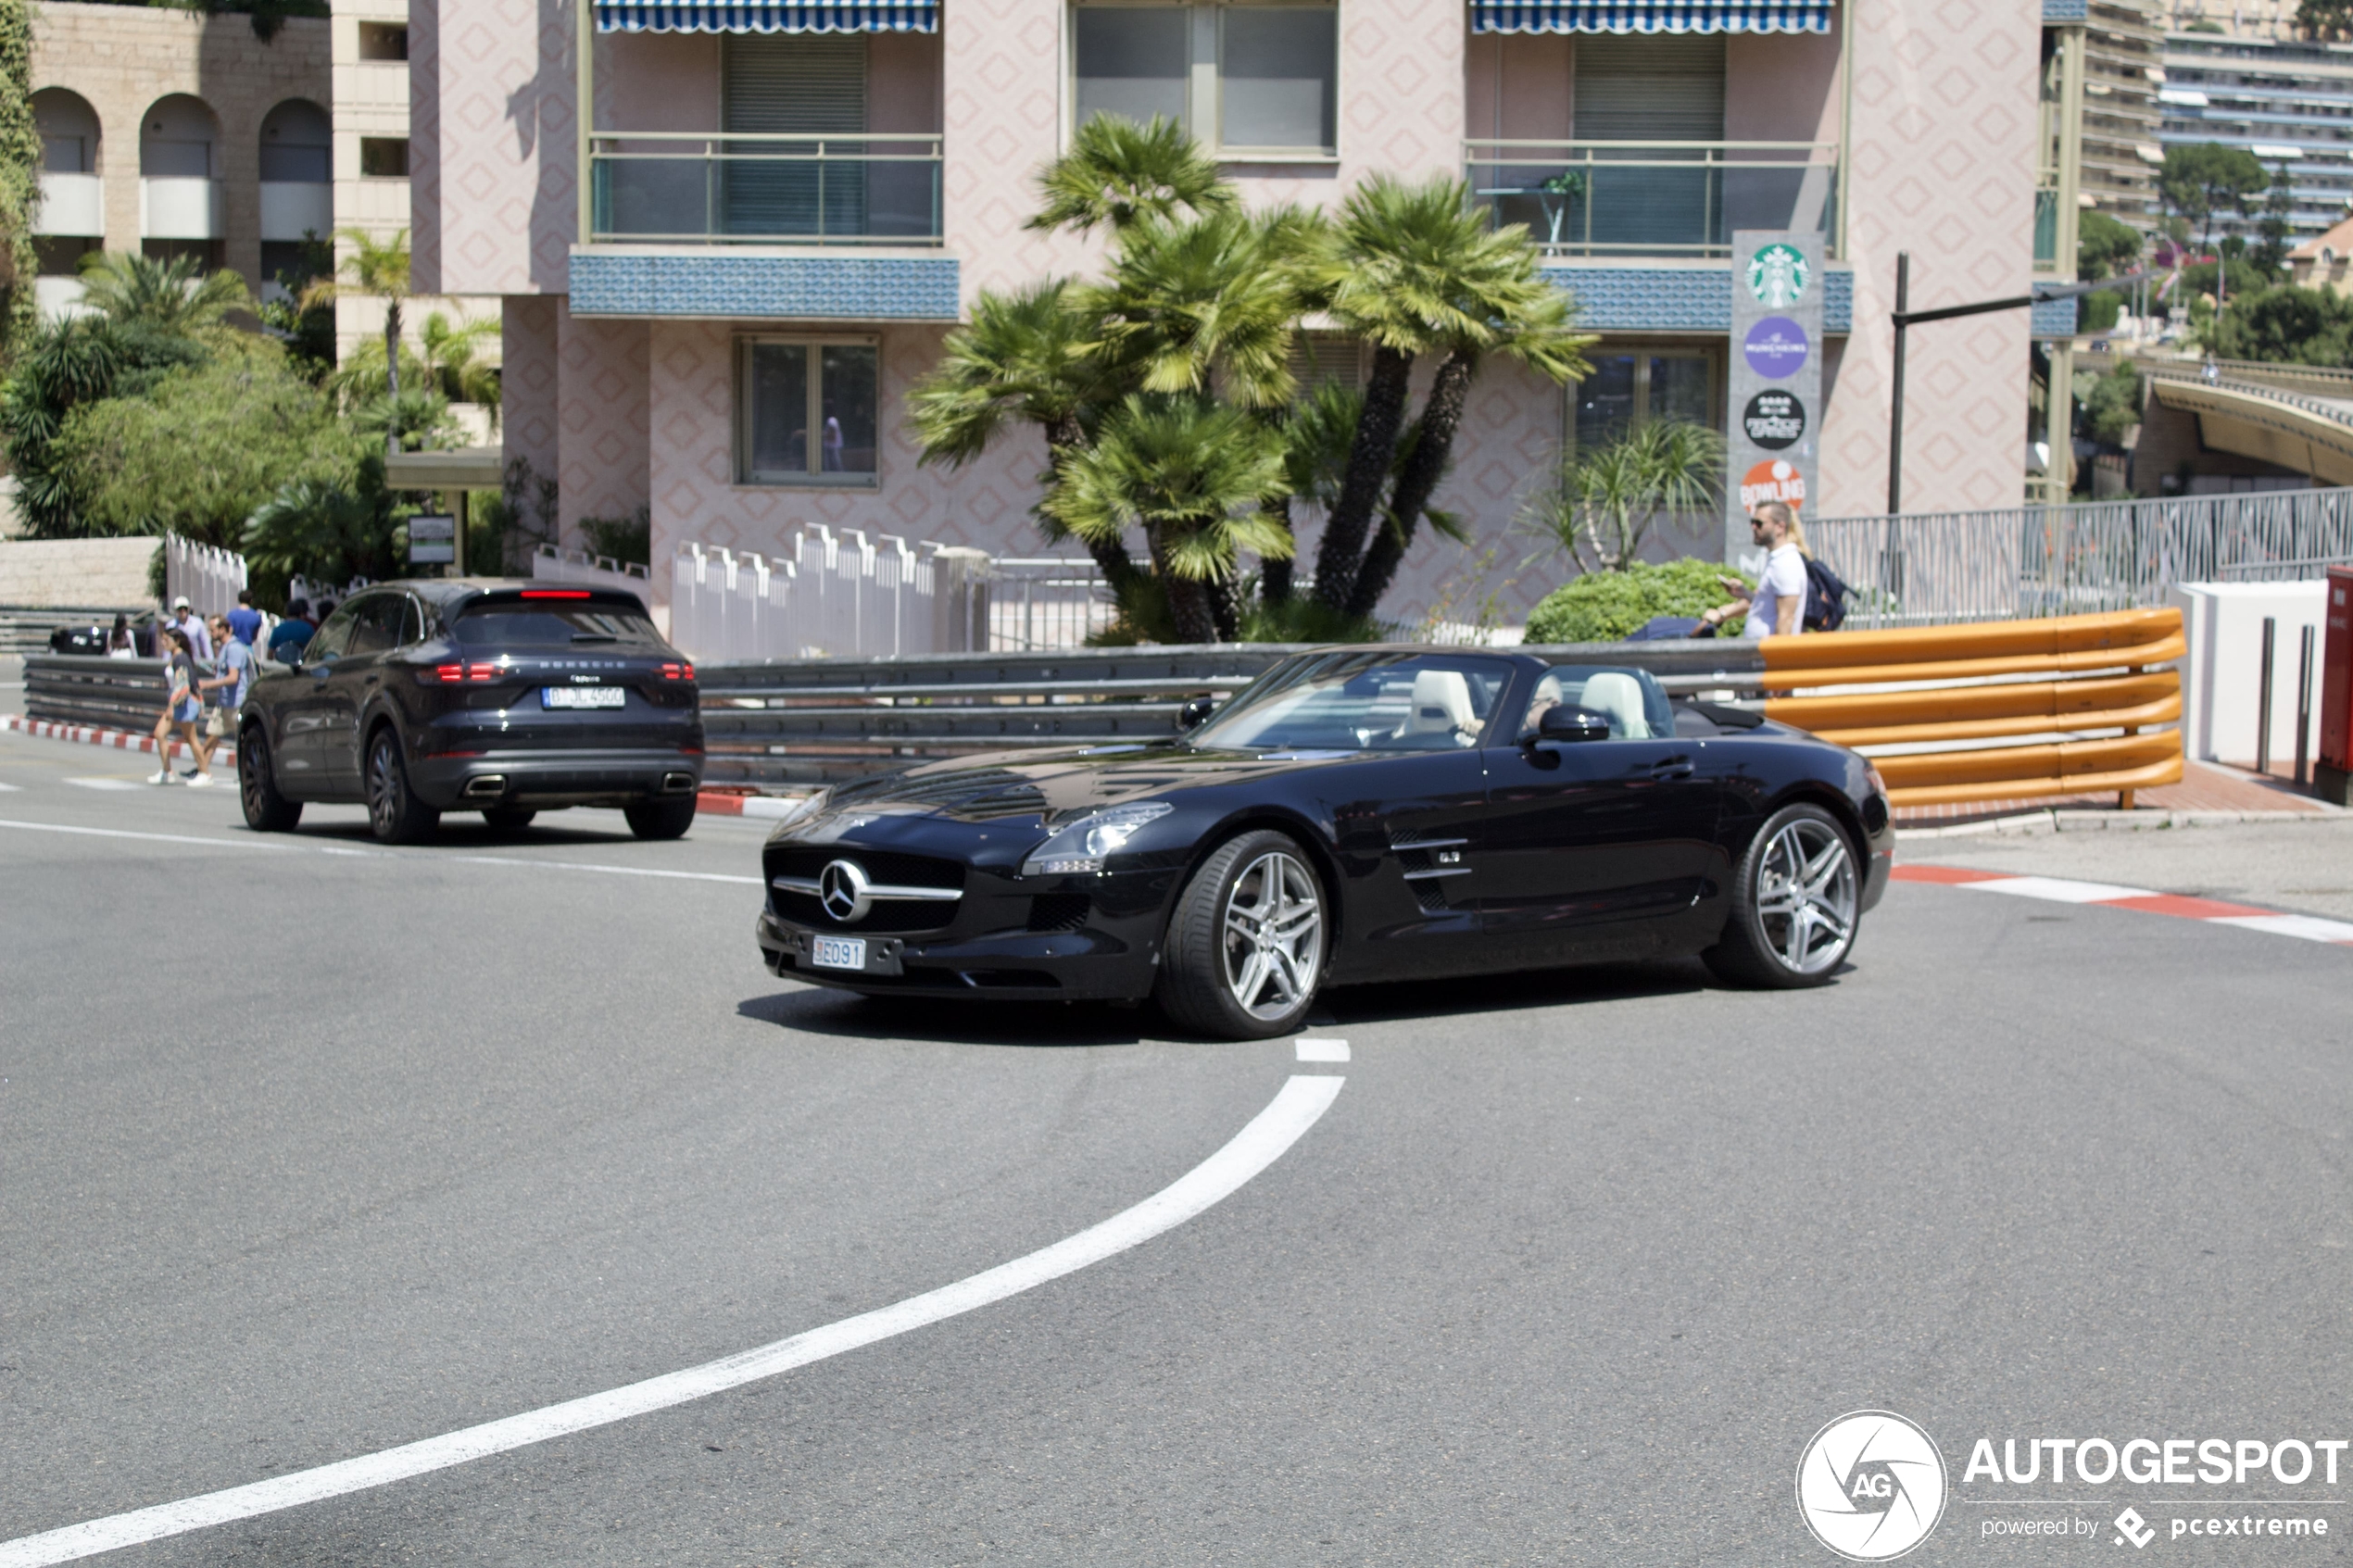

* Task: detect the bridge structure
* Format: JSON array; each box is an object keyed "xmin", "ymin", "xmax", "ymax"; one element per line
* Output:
[{"xmin": 2133, "ymin": 356, "xmax": 2353, "ymax": 486}]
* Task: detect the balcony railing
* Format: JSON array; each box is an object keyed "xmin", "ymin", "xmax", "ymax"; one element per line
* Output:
[
  {"xmin": 588, "ymin": 132, "xmax": 943, "ymax": 246},
  {"xmin": 1466, "ymin": 140, "xmax": 1840, "ymax": 259}
]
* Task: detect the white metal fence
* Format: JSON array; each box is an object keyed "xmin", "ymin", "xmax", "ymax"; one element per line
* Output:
[
  {"xmin": 668, "ymin": 528, "xmax": 995, "ymax": 662},
  {"xmin": 1807, "ymin": 486, "xmax": 2353, "ymax": 629},
  {"xmin": 988, "ymin": 557, "xmax": 1119, "ymax": 649},
  {"xmin": 533, "ymin": 545, "xmax": 654, "ymax": 598},
  {"xmin": 163, "ymin": 535, "xmax": 246, "ymax": 619}
]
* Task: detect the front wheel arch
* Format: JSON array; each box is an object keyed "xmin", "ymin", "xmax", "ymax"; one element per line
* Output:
[{"xmin": 1165, "ymin": 809, "xmax": 1344, "ymax": 951}]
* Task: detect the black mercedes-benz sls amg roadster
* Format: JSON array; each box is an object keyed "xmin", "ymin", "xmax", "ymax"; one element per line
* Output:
[{"xmin": 756, "ymin": 646, "xmax": 1894, "ymax": 1038}]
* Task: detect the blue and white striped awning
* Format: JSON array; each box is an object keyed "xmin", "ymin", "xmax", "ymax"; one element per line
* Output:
[
  {"xmin": 596, "ymin": 1, "xmax": 937, "ymax": 32},
  {"xmin": 1472, "ymin": 0, "xmax": 1830, "ymax": 31}
]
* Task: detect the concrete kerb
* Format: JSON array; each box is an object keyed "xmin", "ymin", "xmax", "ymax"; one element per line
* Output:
[{"xmin": 1899, "ymin": 804, "xmax": 2346, "ymax": 840}]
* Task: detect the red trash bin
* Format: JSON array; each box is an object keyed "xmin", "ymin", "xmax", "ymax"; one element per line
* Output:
[{"xmin": 2321, "ymin": 565, "xmax": 2353, "ymax": 805}]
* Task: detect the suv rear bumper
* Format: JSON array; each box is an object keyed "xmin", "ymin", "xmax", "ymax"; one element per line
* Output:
[{"xmin": 411, "ymin": 747, "xmax": 701, "ymax": 809}]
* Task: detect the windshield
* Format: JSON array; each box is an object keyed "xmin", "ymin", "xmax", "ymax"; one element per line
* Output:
[
  {"xmin": 453, "ymin": 599, "xmax": 664, "ymax": 646},
  {"xmin": 1521, "ymin": 665, "xmax": 1674, "ymax": 739},
  {"xmin": 1188, "ymin": 652, "xmax": 1516, "ymax": 752}
]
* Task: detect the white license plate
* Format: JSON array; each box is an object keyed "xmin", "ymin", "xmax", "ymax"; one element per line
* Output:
[
  {"xmin": 812, "ymin": 936, "xmax": 867, "ymax": 971},
  {"xmin": 542, "ymin": 685, "xmax": 625, "ymax": 709}
]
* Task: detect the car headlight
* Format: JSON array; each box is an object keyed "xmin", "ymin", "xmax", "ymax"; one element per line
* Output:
[
  {"xmin": 765, "ymin": 786, "xmax": 832, "ymax": 836},
  {"xmin": 1864, "ymin": 764, "xmax": 1890, "ymax": 798},
  {"xmin": 1020, "ymin": 802, "xmax": 1174, "ymax": 877}
]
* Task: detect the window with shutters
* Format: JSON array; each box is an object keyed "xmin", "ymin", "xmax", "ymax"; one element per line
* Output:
[
  {"xmin": 1573, "ymin": 36, "xmax": 1724, "ymax": 254},
  {"xmin": 737, "ymin": 337, "xmax": 883, "ymax": 487},
  {"xmin": 724, "ymin": 36, "xmax": 870, "ymax": 240},
  {"xmin": 1073, "ymin": 3, "xmax": 1338, "ymax": 157},
  {"xmin": 1288, "ymin": 332, "xmax": 1363, "ymax": 393}
]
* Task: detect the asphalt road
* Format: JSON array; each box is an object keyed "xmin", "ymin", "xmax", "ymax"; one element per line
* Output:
[{"xmin": 3, "ymin": 723, "xmax": 2350, "ymax": 1566}]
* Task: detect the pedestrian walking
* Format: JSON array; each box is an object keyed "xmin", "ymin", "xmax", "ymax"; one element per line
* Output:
[
  {"xmin": 104, "ymin": 613, "xmax": 138, "ymax": 659},
  {"xmin": 150, "ymin": 627, "xmax": 217, "ymax": 786},
  {"xmin": 169, "ymin": 596, "xmax": 214, "ymax": 662},
  {"xmin": 1696, "ymin": 500, "xmax": 1808, "ymax": 639},
  {"xmin": 225, "ymin": 590, "xmax": 263, "ymax": 648},
  {"xmin": 199, "ymin": 613, "xmax": 251, "ymax": 746},
  {"xmin": 266, "ymin": 597, "xmax": 314, "ymax": 661}
]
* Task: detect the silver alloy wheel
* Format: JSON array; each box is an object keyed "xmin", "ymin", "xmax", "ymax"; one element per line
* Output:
[
  {"xmin": 1220, "ymin": 850, "xmax": 1324, "ymax": 1021},
  {"xmin": 1754, "ymin": 817, "xmax": 1858, "ymax": 975},
  {"xmin": 367, "ymin": 736, "xmax": 402, "ymax": 837}
]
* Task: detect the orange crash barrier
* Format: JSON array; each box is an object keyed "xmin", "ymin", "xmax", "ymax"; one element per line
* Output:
[{"xmin": 1757, "ymin": 608, "xmax": 2184, "ymax": 810}]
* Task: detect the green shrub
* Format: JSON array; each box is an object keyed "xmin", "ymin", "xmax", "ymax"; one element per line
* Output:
[{"xmin": 1523, "ymin": 557, "xmax": 1754, "ymax": 644}]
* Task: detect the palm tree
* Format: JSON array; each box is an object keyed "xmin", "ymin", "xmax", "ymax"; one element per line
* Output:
[
  {"xmin": 1260, "ymin": 381, "xmax": 1363, "ymax": 603},
  {"xmin": 1082, "ymin": 206, "xmax": 1315, "ymax": 409},
  {"xmin": 1310, "ymin": 176, "xmax": 1590, "ymax": 614},
  {"xmin": 327, "ymin": 309, "xmax": 500, "ymax": 428},
  {"xmin": 73, "ymin": 251, "xmax": 252, "ymax": 340},
  {"xmin": 1026, "ymin": 115, "xmax": 1238, "ymax": 237},
  {"xmin": 907, "ymin": 280, "xmax": 1139, "ymax": 583},
  {"xmin": 299, "ymin": 227, "xmax": 412, "ymax": 457},
  {"xmin": 1046, "ymin": 396, "xmax": 1289, "ymax": 644},
  {"xmin": 1518, "ymin": 419, "xmax": 1725, "ymax": 575}
]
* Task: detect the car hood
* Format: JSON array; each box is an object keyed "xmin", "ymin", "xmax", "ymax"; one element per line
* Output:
[{"xmin": 819, "ymin": 743, "xmax": 1352, "ymax": 824}]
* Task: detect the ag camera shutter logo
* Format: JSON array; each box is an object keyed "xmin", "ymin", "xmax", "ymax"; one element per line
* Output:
[{"xmin": 1797, "ymin": 1411, "xmax": 1948, "ymax": 1561}]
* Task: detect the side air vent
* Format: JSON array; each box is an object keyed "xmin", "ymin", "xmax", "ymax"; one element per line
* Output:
[{"xmin": 1026, "ymin": 894, "xmax": 1090, "ymax": 933}]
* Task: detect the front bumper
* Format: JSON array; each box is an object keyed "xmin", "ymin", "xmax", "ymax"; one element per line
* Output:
[
  {"xmin": 752, "ymin": 884, "xmax": 1166, "ymax": 1006},
  {"xmin": 410, "ymin": 747, "xmax": 701, "ymax": 810}
]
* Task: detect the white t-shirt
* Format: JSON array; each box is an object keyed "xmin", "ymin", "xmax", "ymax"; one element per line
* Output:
[{"xmin": 1743, "ymin": 544, "xmax": 1808, "ymax": 640}]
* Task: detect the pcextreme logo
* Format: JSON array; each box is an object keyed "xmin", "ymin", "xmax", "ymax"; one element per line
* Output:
[{"xmin": 1797, "ymin": 1411, "xmax": 1950, "ymax": 1561}]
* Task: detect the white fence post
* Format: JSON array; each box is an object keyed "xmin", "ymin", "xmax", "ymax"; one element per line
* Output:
[{"xmin": 657, "ymin": 530, "xmax": 1004, "ymax": 662}]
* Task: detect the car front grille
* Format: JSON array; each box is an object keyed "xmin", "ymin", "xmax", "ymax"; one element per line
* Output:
[{"xmin": 766, "ymin": 845, "xmax": 966, "ymax": 934}]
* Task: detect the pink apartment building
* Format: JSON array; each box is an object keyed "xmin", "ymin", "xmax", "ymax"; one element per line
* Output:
[{"xmin": 412, "ymin": 0, "xmax": 2048, "ymax": 623}]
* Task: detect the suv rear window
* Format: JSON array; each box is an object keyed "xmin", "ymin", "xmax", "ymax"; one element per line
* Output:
[{"xmin": 453, "ymin": 598, "xmax": 663, "ymax": 646}]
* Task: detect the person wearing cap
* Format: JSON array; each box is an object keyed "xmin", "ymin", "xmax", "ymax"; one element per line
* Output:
[{"xmin": 169, "ymin": 597, "xmax": 214, "ymax": 662}]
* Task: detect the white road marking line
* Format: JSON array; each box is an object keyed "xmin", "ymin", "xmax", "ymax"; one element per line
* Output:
[
  {"xmin": 1957, "ymin": 874, "xmax": 2158, "ymax": 904},
  {"xmin": 0, "ymin": 1073, "xmax": 1347, "ymax": 1567},
  {"xmin": 63, "ymin": 778, "xmax": 148, "ymax": 792},
  {"xmin": 2209, "ymin": 912, "xmax": 2353, "ymax": 945},
  {"xmin": 0, "ymin": 819, "xmax": 759, "ymax": 884},
  {"xmin": 1295, "ymin": 1037, "xmax": 1351, "ymax": 1062},
  {"xmin": 0, "ymin": 782, "xmax": 19, "ymax": 791}
]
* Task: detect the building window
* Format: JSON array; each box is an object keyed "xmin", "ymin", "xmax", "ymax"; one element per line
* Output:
[
  {"xmin": 359, "ymin": 137, "xmax": 409, "ymax": 178},
  {"xmin": 359, "ymin": 21, "xmax": 409, "ymax": 60},
  {"xmin": 1572, "ymin": 350, "xmax": 1716, "ymax": 452},
  {"xmin": 1073, "ymin": 3, "xmax": 1337, "ymax": 157},
  {"xmin": 738, "ymin": 338, "xmax": 881, "ymax": 486}
]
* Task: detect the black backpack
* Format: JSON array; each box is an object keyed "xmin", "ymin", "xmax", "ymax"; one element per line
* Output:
[{"xmin": 1802, "ymin": 558, "xmax": 1849, "ymax": 633}]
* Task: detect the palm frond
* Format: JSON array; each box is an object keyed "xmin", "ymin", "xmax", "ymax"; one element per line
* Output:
[{"xmin": 1026, "ymin": 116, "xmax": 1238, "ymax": 235}]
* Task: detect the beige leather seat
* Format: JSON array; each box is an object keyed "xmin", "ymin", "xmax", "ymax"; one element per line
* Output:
[
  {"xmin": 1578, "ymin": 671, "xmax": 1651, "ymax": 739},
  {"xmin": 1399, "ymin": 668, "xmax": 1478, "ymax": 743}
]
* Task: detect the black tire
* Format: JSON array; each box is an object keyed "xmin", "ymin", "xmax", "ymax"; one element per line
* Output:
[
  {"xmin": 482, "ymin": 807, "xmax": 537, "ymax": 832},
  {"xmin": 1154, "ymin": 829, "xmax": 1327, "ymax": 1040},
  {"xmin": 237, "ymin": 723, "xmax": 302, "ymax": 833},
  {"xmin": 623, "ymin": 797, "xmax": 696, "ymax": 840},
  {"xmin": 1703, "ymin": 802, "xmax": 1861, "ymax": 988},
  {"xmin": 364, "ymin": 726, "xmax": 439, "ymax": 845}
]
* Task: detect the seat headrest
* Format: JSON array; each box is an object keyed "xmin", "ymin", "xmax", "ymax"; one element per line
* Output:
[
  {"xmin": 1579, "ymin": 671, "xmax": 1651, "ymax": 739},
  {"xmin": 1403, "ymin": 668, "xmax": 1478, "ymax": 736}
]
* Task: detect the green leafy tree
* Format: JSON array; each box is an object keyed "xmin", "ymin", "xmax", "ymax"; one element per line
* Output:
[
  {"xmin": 244, "ymin": 454, "xmax": 406, "ymax": 587},
  {"xmin": 2251, "ymin": 169, "xmax": 2296, "ymax": 278},
  {"xmin": 74, "ymin": 251, "xmax": 255, "ymax": 341},
  {"xmin": 1045, "ymin": 396, "xmax": 1289, "ymax": 644},
  {"xmin": 2200, "ymin": 284, "xmax": 2353, "ymax": 364},
  {"xmin": 1311, "ymin": 174, "xmax": 1591, "ymax": 616},
  {"xmin": 1523, "ymin": 557, "xmax": 1754, "ymax": 643},
  {"xmin": 51, "ymin": 349, "xmax": 357, "ymax": 546},
  {"xmin": 300, "ymin": 227, "xmax": 413, "ymax": 457},
  {"xmin": 1518, "ymin": 420, "xmax": 1726, "ymax": 575},
  {"xmin": 2075, "ymin": 363, "xmax": 2144, "ymax": 447},
  {"xmin": 2299, "ymin": 0, "xmax": 2353, "ymax": 38},
  {"xmin": 2160, "ymin": 143, "xmax": 2271, "ymax": 253},
  {"xmin": 2077, "ymin": 210, "xmax": 2144, "ymax": 282},
  {"xmin": 1026, "ymin": 115, "xmax": 1237, "ymax": 236},
  {"xmin": 0, "ymin": 0, "xmax": 40, "ymax": 367},
  {"xmin": 257, "ymin": 231, "xmax": 337, "ymax": 380},
  {"xmin": 0, "ymin": 317, "xmax": 209, "ymax": 535}
]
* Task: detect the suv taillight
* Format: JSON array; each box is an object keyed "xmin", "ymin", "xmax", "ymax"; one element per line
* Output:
[
  {"xmin": 428, "ymin": 662, "xmax": 504, "ymax": 684},
  {"xmin": 660, "ymin": 661, "xmax": 694, "ymax": 682}
]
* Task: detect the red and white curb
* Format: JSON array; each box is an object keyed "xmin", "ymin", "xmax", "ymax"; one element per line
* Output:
[
  {"xmin": 1893, "ymin": 865, "xmax": 2353, "ymax": 947},
  {"xmin": 4, "ymin": 713, "xmax": 815, "ymax": 819},
  {"xmin": 2, "ymin": 713, "xmax": 235, "ymax": 764}
]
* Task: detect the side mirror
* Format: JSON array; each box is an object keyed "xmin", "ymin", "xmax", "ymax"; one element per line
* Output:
[
  {"xmin": 1529, "ymin": 704, "xmax": 1614, "ymax": 745},
  {"xmin": 1175, "ymin": 695, "xmax": 1215, "ymax": 733}
]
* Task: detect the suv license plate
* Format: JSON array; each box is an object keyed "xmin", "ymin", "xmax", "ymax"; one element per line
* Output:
[
  {"xmin": 542, "ymin": 686, "xmax": 625, "ymax": 709},
  {"xmin": 811, "ymin": 936, "xmax": 867, "ymax": 971}
]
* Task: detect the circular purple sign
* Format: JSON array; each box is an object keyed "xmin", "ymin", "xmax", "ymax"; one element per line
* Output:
[{"xmin": 1743, "ymin": 316, "xmax": 1810, "ymax": 380}]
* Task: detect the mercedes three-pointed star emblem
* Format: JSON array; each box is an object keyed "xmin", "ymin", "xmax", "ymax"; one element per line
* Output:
[{"xmin": 818, "ymin": 859, "xmax": 872, "ymax": 922}]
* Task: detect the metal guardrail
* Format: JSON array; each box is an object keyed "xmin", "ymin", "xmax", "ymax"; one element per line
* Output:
[
  {"xmin": 695, "ymin": 641, "xmax": 1767, "ymax": 786},
  {"xmin": 2137, "ymin": 358, "xmax": 2353, "ymax": 431},
  {"xmin": 24, "ymin": 653, "xmax": 169, "ymax": 732}
]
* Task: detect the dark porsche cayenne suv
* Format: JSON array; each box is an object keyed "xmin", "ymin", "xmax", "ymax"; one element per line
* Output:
[{"xmin": 237, "ymin": 582, "xmax": 703, "ymax": 843}]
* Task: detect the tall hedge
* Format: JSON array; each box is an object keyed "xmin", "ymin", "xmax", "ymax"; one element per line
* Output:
[
  {"xmin": 0, "ymin": 0, "xmax": 41, "ymax": 369},
  {"xmin": 1524, "ymin": 558, "xmax": 1755, "ymax": 643}
]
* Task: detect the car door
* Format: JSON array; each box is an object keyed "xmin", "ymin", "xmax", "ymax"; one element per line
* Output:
[
  {"xmin": 273, "ymin": 600, "xmax": 360, "ymax": 793},
  {"xmin": 1478, "ymin": 666, "xmax": 1725, "ymax": 963},
  {"xmin": 1319, "ymin": 748, "xmax": 1492, "ymax": 984},
  {"xmin": 314, "ymin": 594, "xmax": 410, "ymax": 794}
]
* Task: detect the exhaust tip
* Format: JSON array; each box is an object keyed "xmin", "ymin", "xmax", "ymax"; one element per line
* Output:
[
  {"xmin": 661, "ymin": 771, "xmax": 697, "ymax": 794},
  {"xmin": 462, "ymin": 774, "xmax": 508, "ymax": 798}
]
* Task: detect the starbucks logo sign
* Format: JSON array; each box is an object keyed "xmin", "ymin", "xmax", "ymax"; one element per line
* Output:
[{"xmin": 1747, "ymin": 243, "xmax": 1810, "ymax": 308}]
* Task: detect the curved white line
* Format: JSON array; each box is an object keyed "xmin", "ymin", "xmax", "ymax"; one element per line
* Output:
[{"xmin": 0, "ymin": 1073, "xmax": 1347, "ymax": 1567}]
